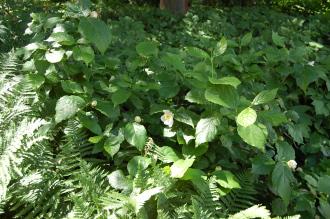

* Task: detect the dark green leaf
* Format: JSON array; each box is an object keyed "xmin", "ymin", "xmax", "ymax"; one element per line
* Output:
[{"xmin": 78, "ymin": 17, "xmax": 111, "ymax": 54}]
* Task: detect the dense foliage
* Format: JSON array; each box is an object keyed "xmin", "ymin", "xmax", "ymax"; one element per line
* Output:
[{"xmin": 0, "ymin": 0, "xmax": 330, "ymax": 218}]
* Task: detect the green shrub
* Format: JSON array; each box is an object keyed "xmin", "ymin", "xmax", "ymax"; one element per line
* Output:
[{"xmin": 0, "ymin": 0, "xmax": 329, "ymax": 218}]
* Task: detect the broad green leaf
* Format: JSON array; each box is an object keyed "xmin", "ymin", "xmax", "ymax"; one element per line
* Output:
[
  {"xmin": 241, "ymin": 32, "xmax": 252, "ymax": 47},
  {"xmin": 252, "ymin": 89, "xmax": 278, "ymax": 105},
  {"xmin": 174, "ymin": 108, "xmax": 195, "ymax": 127},
  {"xmin": 272, "ymin": 31, "xmax": 285, "ymax": 47},
  {"xmin": 237, "ymin": 124, "xmax": 267, "ymax": 151},
  {"xmin": 95, "ymin": 100, "xmax": 119, "ymax": 120},
  {"xmin": 61, "ymin": 80, "xmax": 84, "ymax": 94},
  {"xmin": 161, "ymin": 53, "xmax": 185, "ymax": 72},
  {"xmin": 185, "ymin": 89, "xmax": 207, "ymax": 104},
  {"xmin": 276, "ymin": 142, "xmax": 295, "ymax": 161},
  {"xmin": 236, "ymin": 107, "xmax": 257, "ymax": 127},
  {"xmin": 213, "ymin": 170, "xmax": 241, "ymax": 189},
  {"xmin": 72, "ymin": 46, "xmax": 95, "ymax": 65},
  {"xmin": 78, "ymin": 17, "xmax": 111, "ymax": 54},
  {"xmin": 77, "ymin": 112, "xmax": 102, "ymax": 135},
  {"xmin": 272, "ymin": 162, "xmax": 295, "ymax": 205},
  {"xmin": 127, "ymin": 156, "xmax": 151, "ymax": 176},
  {"xmin": 158, "ymin": 146, "xmax": 180, "ymax": 163},
  {"xmin": 209, "ymin": 76, "xmax": 241, "ymax": 88},
  {"xmin": 317, "ymin": 176, "xmax": 330, "ymax": 195},
  {"xmin": 182, "ymin": 168, "xmax": 205, "ymax": 180},
  {"xmin": 46, "ymin": 32, "xmax": 74, "ymax": 45},
  {"xmin": 88, "ymin": 136, "xmax": 103, "ymax": 143},
  {"xmin": 124, "ymin": 122, "xmax": 147, "ymax": 151},
  {"xmin": 170, "ymin": 158, "xmax": 195, "ymax": 178},
  {"xmin": 295, "ymin": 66, "xmax": 321, "ymax": 92},
  {"xmin": 205, "ymin": 85, "xmax": 239, "ymax": 109},
  {"xmin": 55, "ymin": 95, "xmax": 85, "ymax": 123},
  {"xmin": 25, "ymin": 74, "xmax": 45, "ymax": 89},
  {"xmin": 107, "ymin": 170, "xmax": 131, "ymax": 191},
  {"xmin": 183, "ymin": 143, "xmax": 208, "ymax": 157},
  {"xmin": 104, "ymin": 132, "xmax": 124, "ymax": 158},
  {"xmin": 111, "ymin": 89, "xmax": 131, "ymax": 106},
  {"xmin": 195, "ymin": 117, "xmax": 220, "ymax": 146},
  {"xmin": 312, "ymin": 99, "xmax": 330, "ymax": 116},
  {"xmin": 252, "ymin": 154, "xmax": 275, "ymax": 175},
  {"xmin": 319, "ymin": 200, "xmax": 330, "ymax": 218},
  {"xmin": 259, "ymin": 111, "xmax": 287, "ymax": 126},
  {"xmin": 45, "ymin": 49, "xmax": 65, "ymax": 63},
  {"xmin": 186, "ymin": 47, "xmax": 210, "ymax": 59},
  {"xmin": 136, "ymin": 41, "xmax": 158, "ymax": 57},
  {"xmin": 214, "ymin": 37, "xmax": 227, "ymax": 56}
]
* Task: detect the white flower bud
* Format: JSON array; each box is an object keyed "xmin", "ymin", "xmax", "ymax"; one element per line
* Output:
[
  {"xmin": 287, "ymin": 160, "xmax": 297, "ymax": 170},
  {"xmin": 134, "ymin": 116, "xmax": 142, "ymax": 123}
]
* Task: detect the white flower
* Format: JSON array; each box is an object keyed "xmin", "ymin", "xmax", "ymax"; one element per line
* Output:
[
  {"xmin": 160, "ymin": 110, "xmax": 174, "ymax": 127},
  {"xmin": 287, "ymin": 160, "xmax": 297, "ymax": 170},
  {"xmin": 307, "ymin": 61, "xmax": 315, "ymax": 66}
]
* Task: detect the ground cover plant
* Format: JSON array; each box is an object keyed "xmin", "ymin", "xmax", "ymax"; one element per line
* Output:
[{"xmin": 0, "ymin": 0, "xmax": 329, "ymax": 218}]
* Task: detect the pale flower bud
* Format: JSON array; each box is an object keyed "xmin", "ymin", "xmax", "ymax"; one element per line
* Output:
[
  {"xmin": 287, "ymin": 160, "xmax": 297, "ymax": 170},
  {"xmin": 134, "ymin": 116, "xmax": 142, "ymax": 123}
]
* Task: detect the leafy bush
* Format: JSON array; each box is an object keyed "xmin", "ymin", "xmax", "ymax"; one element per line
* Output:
[{"xmin": 0, "ymin": 0, "xmax": 330, "ymax": 218}]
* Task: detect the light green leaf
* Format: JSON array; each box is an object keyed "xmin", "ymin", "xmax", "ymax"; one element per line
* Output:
[
  {"xmin": 104, "ymin": 132, "xmax": 124, "ymax": 158},
  {"xmin": 185, "ymin": 89, "xmax": 207, "ymax": 104},
  {"xmin": 174, "ymin": 108, "xmax": 195, "ymax": 127},
  {"xmin": 241, "ymin": 32, "xmax": 253, "ymax": 47},
  {"xmin": 186, "ymin": 47, "xmax": 210, "ymax": 59},
  {"xmin": 107, "ymin": 170, "xmax": 131, "ymax": 191},
  {"xmin": 272, "ymin": 162, "xmax": 295, "ymax": 205},
  {"xmin": 158, "ymin": 146, "xmax": 180, "ymax": 163},
  {"xmin": 46, "ymin": 32, "xmax": 74, "ymax": 45},
  {"xmin": 124, "ymin": 122, "xmax": 147, "ymax": 151},
  {"xmin": 170, "ymin": 158, "xmax": 195, "ymax": 178},
  {"xmin": 272, "ymin": 31, "xmax": 285, "ymax": 47},
  {"xmin": 236, "ymin": 107, "xmax": 257, "ymax": 127},
  {"xmin": 77, "ymin": 112, "xmax": 102, "ymax": 135},
  {"xmin": 55, "ymin": 95, "xmax": 85, "ymax": 123},
  {"xmin": 195, "ymin": 117, "xmax": 220, "ymax": 146},
  {"xmin": 214, "ymin": 37, "xmax": 227, "ymax": 56},
  {"xmin": 111, "ymin": 89, "xmax": 131, "ymax": 106},
  {"xmin": 72, "ymin": 46, "xmax": 95, "ymax": 65},
  {"xmin": 182, "ymin": 168, "xmax": 205, "ymax": 180},
  {"xmin": 252, "ymin": 89, "xmax": 278, "ymax": 105},
  {"xmin": 209, "ymin": 76, "xmax": 241, "ymax": 88},
  {"xmin": 205, "ymin": 85, "xmax": 239, "ymax": 109},
  {"xmin": 78, "ymin": 17, "xmax": 111, "ymax": 54},
  {"xmin": 127, "ymin": 156, "xmax": 151, "ymax": 176},
  {"xmin": 213, "ymin": 170, "xmax": 241, "ymax": 189},
  {"xmin": 237, "ymin": 124, "xmax": 267, "ymax": 151},
  {"xmin": 136, "ymin": 41, "xmax": 158, "ymax": 57},
  {"xmin": 61, "ymin": 80, "xmax": 84, "ymax": 94},
  {"xmin": 45, "ymin": 49, "xmax": 65, "ymax": 63}
]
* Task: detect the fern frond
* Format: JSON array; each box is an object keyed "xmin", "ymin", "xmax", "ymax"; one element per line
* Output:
[
  {"xmin": 0, "ymin": 118, "xmax": 48, "ymax": 205},
  {"xmin": 228, "ymin": 204, "xmax": 271, "ymax": 219},
  {"xmin": 220, "ymin": 172, "xmax": 258, "ymax": 214}
]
